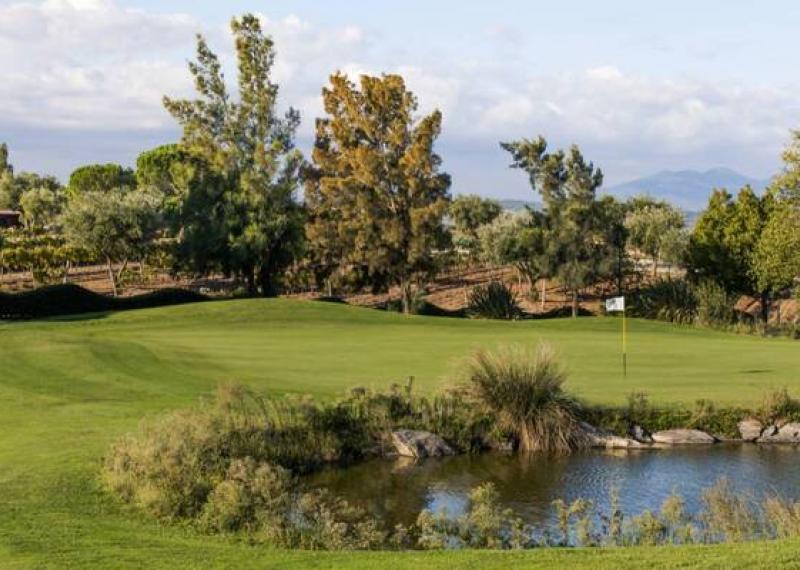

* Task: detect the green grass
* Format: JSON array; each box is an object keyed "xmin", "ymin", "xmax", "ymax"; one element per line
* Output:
[{"xmin": 2, "ymin": 298, "xmax": 800, "ymax": 568}]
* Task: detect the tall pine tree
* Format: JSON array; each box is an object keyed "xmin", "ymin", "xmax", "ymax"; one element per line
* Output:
[
  {"xmin": 164, "ymin": 14, "xmax": 304, "ymax": 296},
  {"xmin": 305, "ymin": 74, "xmax": 451, "ymax": 312}
]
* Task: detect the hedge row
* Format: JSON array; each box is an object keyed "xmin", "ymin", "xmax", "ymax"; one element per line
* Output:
[{"xmin": 0, "ymin": 284, "xmax": 207, "ymax": 320}]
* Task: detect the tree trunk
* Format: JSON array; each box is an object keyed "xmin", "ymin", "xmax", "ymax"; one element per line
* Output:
[
  {"xmin": 652, "ymin": 255, "xmax": 659, "ymax": 279},
  {"xmin": 63, "ymin": 259, "xmax": 71, "ymax": 284},
  {"xmin": 258, "ymin": 265, "xmax": 279, "ymax": 298},
  {"xmin": 245, "ymin": 269, "xmax": 257, "ymax": 297},
  {"xmin": 541, "ymin": 279, "xmax": 547, "ymax": 312},
  {"xmin": 106, "ymin": 256, "xmax": 118, "ymax": 297},
  {"xmin": 116, "ymin": 258, "xmax": 128, "ymax": 282},
  {"xmin": 400, "ymin": 280, "xmax": 413, "ymax": 314},
  {"xmin": 571, "ymin": 290, "xmax": 579, "ymax": 318},
  {"xmin": 760, "ymin": 291, "xmax": 770, "ymax": 327}
]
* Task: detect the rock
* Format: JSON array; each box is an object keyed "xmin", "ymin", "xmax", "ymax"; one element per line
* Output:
[
  {"xmin": 737, "ymin": 419, "xmax": 764, "ymax": 441},
  {"xmin": 580, "ymin": 422, "xmax": 644, "ymax": 449},
  {"xmin": 761, "ymin": 425, "xmax": 778, "ymax": 438},
  {"xmin": 391, "ymin": 430, "xmax": 455, "ymax": 458},
  {"xmin": 757, "ymin": 423, "xmax": 800, "ymax": 443},
  {"xmin": 651, "ymin": 429, "xmax": 716, "ymax": 445},
  {"xmin": 628, "ymin": 424, "xmax": 654, "ymax": 443}
]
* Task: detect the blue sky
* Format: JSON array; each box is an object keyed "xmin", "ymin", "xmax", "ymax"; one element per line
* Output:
[{"xmin": 1, "ymin": 0, "xmax": 799, "ymax": 198}]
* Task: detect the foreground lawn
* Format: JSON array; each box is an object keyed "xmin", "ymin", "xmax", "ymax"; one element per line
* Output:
[{"xmin": 1, "ymin": 298, "xmax": 799, "ymax": 568}]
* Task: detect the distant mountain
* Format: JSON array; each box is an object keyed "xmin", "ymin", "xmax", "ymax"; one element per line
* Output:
[
  {"xmin": 498, "ymin": 199, "xmax": 538, "ymax": 212},
  {"xmin": 605, "ymin": 167, "xmax": 770, "ymax": 210}
]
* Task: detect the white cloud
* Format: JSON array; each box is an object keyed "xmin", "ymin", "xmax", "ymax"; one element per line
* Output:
[{"xmin": 1, "ymin": 1, "xmax": 798, "ymax": 187}]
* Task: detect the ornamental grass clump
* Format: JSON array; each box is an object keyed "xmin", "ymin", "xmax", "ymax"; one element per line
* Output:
[
  {"xmin": 467, "ymin": 281, "xmax": 521, "ymax": 320},
  {"xmin": 465, "ymin": 343, "xmax": 586, "ymax": 453}
]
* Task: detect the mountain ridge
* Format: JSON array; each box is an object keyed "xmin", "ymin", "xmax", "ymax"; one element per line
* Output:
[{"xmin": 604, "ymin": 167, "xmax": 770, "ymax": 210}]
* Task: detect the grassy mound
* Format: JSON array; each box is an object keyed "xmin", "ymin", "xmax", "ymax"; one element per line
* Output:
[{"xmin": 0, "ymin": 283, "xmax": 207, "ymax": 319}]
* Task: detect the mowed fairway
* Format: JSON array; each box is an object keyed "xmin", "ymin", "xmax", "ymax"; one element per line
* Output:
[{"xmin": 1, "ymin": 298, "xmax": 800, "ymax": 568}]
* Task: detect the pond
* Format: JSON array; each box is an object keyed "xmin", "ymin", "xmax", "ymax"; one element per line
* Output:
[{"xmin": 308, "ymin": 445, "xmax": 800, "ymax": 528}]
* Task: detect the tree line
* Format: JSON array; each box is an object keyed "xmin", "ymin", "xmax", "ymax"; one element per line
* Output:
[{"xmin": 1, "ymin": 14, "xmax": 798, "ymax": 317}]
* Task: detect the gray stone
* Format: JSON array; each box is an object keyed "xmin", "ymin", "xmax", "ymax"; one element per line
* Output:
[
  {"xmin": 391, "ymin": 430, "xmax": 455, "ymax": 458},
  {"xmin": 757, "ymin": 423, "xmax": 800, "ymax": 443},
  {"xmin": 737, "ymin": 419, "xmax": 764, "ymax": 441},
  {"xmin": 761, "ymin": 425, "xmax": 779, "ymax": 438},
  {"xmin": 629, "ymin": 424, "xmax": 654, "ymax": 443},
  {"xmin": 651, "ymin": 429, "xmax": 716, "ymax": 445},
  {"xmin": 580, "ymin": 422, "xmax": 644, "ymax": 449}
]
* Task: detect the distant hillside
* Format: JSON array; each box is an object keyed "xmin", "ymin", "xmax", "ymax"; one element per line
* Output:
[
  {"xmin": 605, "ymin": 167, "xmax": 769, "ymax": 210},
  {"xmin": 498, "ymin": 199, "xmax": 538, "ymax": 212}
]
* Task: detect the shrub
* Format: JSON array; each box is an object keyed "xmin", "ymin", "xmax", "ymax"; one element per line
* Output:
[
  {"xmin": 467, "ymin": 281, "xmax": 520, "ymax": 320},
  {"xmin": 763, "ymin": 496, "xmax": 800, "ymax": 539},
  {"xmin": 758, "ymin": 388, "xmax": 800, "ymax": 424},
  {"xmin": 417, "ymin": 483, "xmax": 532, "ymax": 550},
  {"xmin": 687, "ymin": 399, "xmax": 747, "ymax": 438},
  {"xmin": 628, "ymin": 279, "xmax": 697, "ymax": 324},
  {"xmin": 200, "ymin": 458, "xmax": 293, "ymax": 537},
  {"xmin": 700, "ymin": 478, "xmax": 759, "ymax": 542},
  {"xmin": 695, "ymin": 280, "xmax": 736, "ymax": 327},
  {"xmin": 465, "ymin": 344, "xmax": 586, "ymax": 453},
  {"xmin": 291, "ymin": 489, "xmax": 386, "ymax": 550}
]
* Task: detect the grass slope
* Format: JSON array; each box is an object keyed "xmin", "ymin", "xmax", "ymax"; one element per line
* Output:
[{"xmin": 1, "ymin": 298, "xmax": 799, "ymax": 568}]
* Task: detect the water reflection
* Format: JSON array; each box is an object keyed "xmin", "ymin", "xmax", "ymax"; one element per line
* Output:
[{"xmin": 308, "ymin": 445, "xmax": 800, "ymax": 527}]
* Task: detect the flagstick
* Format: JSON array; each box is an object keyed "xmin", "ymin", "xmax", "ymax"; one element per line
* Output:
[{"xmin": 622, "ymin": 306, "xmax": 627, "ymax": 378}]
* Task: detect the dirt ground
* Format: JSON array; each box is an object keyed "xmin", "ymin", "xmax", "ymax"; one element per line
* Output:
[{"xmin": 2, "ymin": 262, "xmax": 796, "ymax": 322}]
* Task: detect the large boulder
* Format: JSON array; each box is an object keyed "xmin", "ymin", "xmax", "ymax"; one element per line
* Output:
[
  {"xmin": 580, "ymin": 422, "xmax": 644, "ymax": 449},
  {"xmin": 651, "ymin": 429, "xmax": 716, "ymax": 445},
  {"xmin": 738, "ymin": 419, "xmax": 764, "ymax": 441},
  {"xmin": 757, "ymin": 423, "xmax": 800, "ymax": 443},
  {"xmin": 391, "ymin": 430, "xmax": 455, "ymax": 458}
]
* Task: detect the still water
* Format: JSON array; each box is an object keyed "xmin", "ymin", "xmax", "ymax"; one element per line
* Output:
[{"xmin": 309, "ymin": 446, "xmax": 800, "ymax": 527}]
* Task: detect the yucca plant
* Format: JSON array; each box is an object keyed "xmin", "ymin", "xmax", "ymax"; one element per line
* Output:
[
  {"xmin": 464, "ymin": 343, "xmax": 586, "ymax": 453},
  {"xmin": 467, "ymin": 281, "xmax": 520, "ymax": 320}
]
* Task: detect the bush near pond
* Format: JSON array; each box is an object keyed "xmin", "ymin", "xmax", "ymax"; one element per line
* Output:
[{"xmin": 103, "ymin": 373, "xmax": 800, "ymax": 551}]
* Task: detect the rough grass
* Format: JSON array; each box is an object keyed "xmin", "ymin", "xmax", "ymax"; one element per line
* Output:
[{"xmin": 2, "ymin": 298, "xmax": 800, "ymax": 568}]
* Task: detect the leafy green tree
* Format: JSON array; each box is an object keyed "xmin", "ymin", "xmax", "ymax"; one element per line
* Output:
[
  {"xmin": 67, "ymin": 163, "xmax": 135, "ymax": 197},
  {"xmin": 0, "ymin": 145, "xmax": 62, "ymax": 211},
  {"xmin": 164, "ymin": 14, "xmax": 305, "ymax": 296},
  {"xmin": 19, "ymin": 186, "xmax": 65, "ymax": 229},
  {"xmin": 687, "ymin": 186, "xmax": 771, "ymax": 320},
  {"xmin": 450, "ymin": 194, "xmax": 502, "ymax": 256},
  {"xmin": 305, "ymin": 73, "xmax": 452, "ymax": 312},
  {"xmin": 135, "ymin": 144, "xmax": 230, "ymax": 277},
  {"xmin": 478, "ymin": 210, "xmax": 553, "ymax": 306},
  {"xmin": 61, "ymin": 190, "xmax": 159, "ymax": 296},
  {"xmin": 660, "ymin": 227, "xmax": 689, "ymax": 277},
  {"xmin": 752, "ymin": 202, "xmax": 800, "ymax": 298},
  {"xmin": 624, "ymin": 196, "xmax": 685, "ymax": 278},
  {"xmin": 0, "ymin": 144, "xmax": 15, "ymax": 209},
  {"xmin": 0, "ymin": 143, "xmax": 11, "ymax": 175},
  {"xmin": 501, "ymin": 136, "xmax": 614, "ymax": 317},
  {"xmin": 772, "ymin": 130, "xmax": 800, "ymax": 202},
  {"xmin": 596, "ymin": 195, "xmax": 630, "ymax": 294}
]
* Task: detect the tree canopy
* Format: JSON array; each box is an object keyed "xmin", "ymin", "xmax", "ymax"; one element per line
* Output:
[
  {"xmin": 67, "ymin": 163, "xmax": 135, "ymax": 197},
  {"xmin": 163, "ymin": 14, "xmax": 305, "ymax": 296},
  {"xmin": 624, "ymin": 196, "xmax": 684, "ymax": 277},
  {"xmin": 305, "ymin": 73, "xmax": 451, "ymax": 312},
  {"xmin": 502, "ymin": 136, "xmax": 616, "ymax": 316}
]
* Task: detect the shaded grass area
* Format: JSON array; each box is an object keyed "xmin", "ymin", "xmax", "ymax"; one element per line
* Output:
[{"xmin": 2, "ymin": 298, "xmax": 800, "ymax": 567}]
